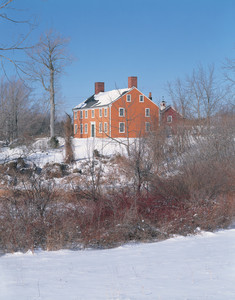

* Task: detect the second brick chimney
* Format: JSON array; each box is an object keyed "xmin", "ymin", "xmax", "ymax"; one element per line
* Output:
[
  {"xmin": 95, "ymin": 82, "xmax": 105, "ymax": 94},
  {"xmin": 128, "ymin": 76, "xmax": 137, "ymax": 88}
]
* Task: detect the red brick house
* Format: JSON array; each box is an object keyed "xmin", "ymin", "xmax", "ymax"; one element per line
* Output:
[{"xmin": 73, "ymin": 77, "xmax": 159, "ymax": 138}]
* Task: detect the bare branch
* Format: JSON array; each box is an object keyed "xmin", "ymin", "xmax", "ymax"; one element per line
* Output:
[
  {"xmin": 0, "ymin": 0, "xmax": 34, "ymax": 75},
  {"xmin": 0, "ymin": 0, "xmax": 14, "ymax": 10}
]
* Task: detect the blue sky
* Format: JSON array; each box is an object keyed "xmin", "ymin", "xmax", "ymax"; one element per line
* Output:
[{"xmin": 1, "ymin": 0, "xmax": 235, "ymax": 113}]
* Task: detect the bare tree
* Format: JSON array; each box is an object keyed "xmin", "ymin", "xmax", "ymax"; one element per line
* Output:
[
  {"xmin": 223, "ymin": 55, "xmax": 235, "ymax": 108},
  {"xmin": 0, "ymin": 78, "xmax": 32, "ymax": 143},
  {"xmin": 194, "ymin": 65, "xmax": 227, "ymax": 124},
  {"xmin": 26, "ymin": 30, "xmax": 71, "ymax": 145},
  {"xmin": 223, "ymin": 56, "xmax": 235, "ymax": 86},
  {"xmin": 64, "ymin": 114, "xmax": 74, "ymax": 164},
  {"xmin": 167, "ymin": 78, "xmax": 190, "ymax": 118},
  {"xmin": 168, "ymin": 64, "xmax": 228, "ymax": 123}
]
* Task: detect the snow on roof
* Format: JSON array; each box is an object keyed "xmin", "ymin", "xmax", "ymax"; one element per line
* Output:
[
  {"xmin": 74, "ymin": 102, "xmax": 87, "ymax": 109},
  {"xmin": 94, "ymin": 88, "xmax": 130, "ymax": 106},
  {"xmin": 73, "ymin": 88, "xmax": 131, "ymax": 110}
]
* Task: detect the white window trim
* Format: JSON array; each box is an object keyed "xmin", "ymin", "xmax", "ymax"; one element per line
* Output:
[
  {"xmin": 167, "ymin": 115, "xmax": 173, "ymax": 123},
  {"xmin": 80, "ymin": 124, "xmax": 83, "ymax": 134},
  {"xmin": 99, "ymin": 108, "xmax": 102, "ymax": 117},
  {"xmin": 91, "ymin": 109, "xmax": 95, "ymax": 118},
  {"xmin": 74, "ymin": 112, "xmax": 77, "ymax": 120},
  {"xmin": 119, "ymin": 107, "xmax": 125, "ymax": 117},
  {"xmin": 74, "ymin": 124, "xmax": 78, "ymax": 134},
  {"xmin": 85, "ymin": 110, "xmax": 88, "ymax": 119},
  {"xmin": 80, "ymin": 110, "xmax": 83, "ymax": 119},
  {"xmin": 119, "ymin": 122, "xmax": 125, "ymax": 133},
  {"xmin": 104, "ymin": 122, "xmax": 108, "ymax": 133},
  {"xmin": 139, "ymin": 95, "xmax": 144, "ymax": 102},
  {"xmin": 126, "ymin": 94, "xmax": 131, "ymax": 102},
  {"xmin": 145, "ymin": 108, "xmax": 150, "ymax": 117},
  {"xmin": 104, "ymin": 108, "xmax": 107, "ymax": 117},
  {"xmin": 84, "ymin": 123, "xmax": 88, "ymax": 134}
]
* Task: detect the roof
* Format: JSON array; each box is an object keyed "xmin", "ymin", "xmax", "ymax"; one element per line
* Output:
[
  {"xmin": 73, "ymin": 88, "xmax": 131, "ymax": 110},
  {"xmin": 160, "ymin": 105, "xmax": 172, "ymax": 114},
  {"xmin": 160, "ymin": 105, "xmax": 183, "ymax": 117}
]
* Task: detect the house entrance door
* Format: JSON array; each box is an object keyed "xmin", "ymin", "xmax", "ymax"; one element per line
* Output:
[{"xmin": 91, "ymin": 122, "xmax": 95, "ymax": 137}]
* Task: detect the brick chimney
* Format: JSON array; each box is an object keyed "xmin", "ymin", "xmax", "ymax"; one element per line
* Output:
[
  {"xmin": 95, "ymin": 82, "xmax": 105, "ymax": 94},
  {"xmin": 128, "ymin": 76, "xmax": 137, "ymax": 88},
  {"xmin": 149, "ymin": 92, "xmax": 152, "ymax": 100}
]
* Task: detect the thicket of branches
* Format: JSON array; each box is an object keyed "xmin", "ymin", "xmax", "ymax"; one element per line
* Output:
[
  {"xmin": 0, "ymin": 111, "xmax": 234, "ymax": 252},
  {"xmin": 167, "ymin": 64, "xmax": 231, "ymax": 123},
  {"xmin": 0, "ymin": 77, "xmax": 66, "ymax": 144}
]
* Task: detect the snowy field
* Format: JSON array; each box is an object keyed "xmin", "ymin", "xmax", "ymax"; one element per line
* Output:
[
  {"xmin": 0, "ymin": 137, "xmax": 132, "ymax": 167},
  {"xmin": 1, "ymin": 229, "xmax": 235, "ymax": 300}
]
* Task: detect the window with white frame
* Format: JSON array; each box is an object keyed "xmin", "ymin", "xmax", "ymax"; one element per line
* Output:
[
  {"xmin": 92, "ymin": 109, "xmax": 95, "ymax": 118},
  {"xmin": 119, "ymin": 122, "xmax": 125, "ymax": 133},
  {"xmin": 74, "ymin": 124, "xmax": 78, "ymax": 134},
  {"xmin": 99, "ymin": 108, "xmax": 102, "ymax": 117},
  {"xmin": 139, "ymin": 95, "xmax": 144, "ymax": 102},
  {"xmin": 80, "ymin": 110, "xmax": 83, "ymax": 119},
  {"xmin": 74, "ymin": 112, "xmax": 77, "ymax": 119},
  {"xmin": 99, "ymin": 122, "xmax": 102, "ymax": 133},
  {"xmin": 167, "ymin": 115, "xmax": 172, "ymax": 123},
  {"xmin": 104, "ymin": 122, "xmax": 108, "ymax": 133},
  {"xmin": 126, "ymin": 94, "xmax": 131, "ymax": 102},
  {"xmin": 80, "ymin": 124, "xmax": 83, "ymax": 134},
  {"xmin": 85, "ymin": 110, "xmax": 88, "ymax": 118},
  {"xmin": 85, "ymin": 123, "xmax": 88, "ymax": 134},
  {"xmin": 145, "ymin": 122, "xmax": 150, "ymax": 132},
  {"xmin": 145, "ymin": 108, "xmax": 150, "ymax": 117},
  {"xmin": 119, "ymin": 107, "xmax": 125, "ymax": 117},
  {"xmin": 104, "ymin": 108, "xmax": 107, "ymax": 117}
]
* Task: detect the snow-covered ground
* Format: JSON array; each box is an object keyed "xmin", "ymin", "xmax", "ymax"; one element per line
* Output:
[
  {"xmin": 0, "ymin": 137, "xmax": 133, "ymax": 167},
  {"xmin": 1, "ymin": 229, "xmax": 235, "ymax": 300}
]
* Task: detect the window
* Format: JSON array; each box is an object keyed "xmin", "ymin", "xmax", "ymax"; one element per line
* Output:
[
  {"xmin": 104, "ymin": 122, "xmax": 108, "ymax": 133},
  {"xmin": 145, "ymin": 122, "xmax": 150, "ymax": 132},
  {"xmin": 85, "ymin": 110, "xmax": 88, "ymax": 118},
  {"xmin": 126, "ymin": 94, "xmax": 131, "ymax": 102},
  {"xmin": 145, "ymin": 108, "xmax": 150, "ymax": 117},
  {"xmin": 119, "ymin": 107, "xmax": 125, "ymax": 117},
  {"xmin": 99, "ymin": 122, "xmax": 102, "ymax": 133},
  {"xmin": 119, "ymin": 122, "xmax": 125, "ymax": 133},
  {"xmin": 99, "ymin": 108, "xmax": 102, "ymax": 117},
  {"xmin": 139, "ymin": 95, "xmax": 144, "ymax": 102},
  {"xmin": 104, "ymin": 108, "xmax": 107, "ymax": 117},
  {"xmin": 80, "ymin": 124, "xmax": 83, "ymax": 134},
  {"xmin": 85, "ymin": 123, "xmax": 88, "ymax": 134},
  {"xmin": 74, "ymin": 112, "xmax": 77, "ymax": 120},
  {"xmin": 80, "ymin": 110, "xmax": 83, "ymax": 119},
  {"xmin": 74, "ymin": 124, "xmax": 78, "ymax": 134},
  {"xmin": 92, "ymin": 109, "xmax": 95, "ymax": 118},
  {"xmin": 167, "ymin": 115, "xmax": 172, "ymax": 123}
]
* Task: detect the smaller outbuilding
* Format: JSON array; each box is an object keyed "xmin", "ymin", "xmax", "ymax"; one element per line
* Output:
[{"xmin": 159, "ymin": 99, "xmax": 183, "ymax": 127}]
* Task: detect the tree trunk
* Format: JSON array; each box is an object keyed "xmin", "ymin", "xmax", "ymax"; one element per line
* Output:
[{"xmin": 50, "ymin": 68, "xmax": 55, "ymax": 139}]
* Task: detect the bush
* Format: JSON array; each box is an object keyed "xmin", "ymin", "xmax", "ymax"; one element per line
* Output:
[
  {"xmin": 48, "ymin": 136, "xmax": 59, "ymax": 148},
  {"xmin": 0, "ymin": 113, "xmax": 234, "ymax": 252}
]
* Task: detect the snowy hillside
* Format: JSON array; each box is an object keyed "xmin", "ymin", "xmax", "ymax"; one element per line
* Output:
[
  {"xmin": 0, "ymin": 137, "xmax": 132, "ymax": 167},
  {"xmin": 0, "ymin": 229, "xmax": 235, "ymax": 300}
]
